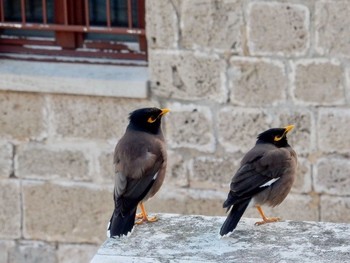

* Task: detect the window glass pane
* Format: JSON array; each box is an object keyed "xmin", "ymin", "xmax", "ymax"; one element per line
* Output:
[
  {"xmin": 88, "ymin": 0, "xmax": 139, "ymax": 27},
  {"xmin": 4, "ymin": 0, "xmax": 54, "ymax": 23}
]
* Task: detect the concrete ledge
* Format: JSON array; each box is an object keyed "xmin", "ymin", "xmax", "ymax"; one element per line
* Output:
[
  {"xmin": 91, "ymin": 213, "xmax": 350, "ymax": 263},
  {"xmin": 0, "ymin": 59, "xmax": 148, "ymax": 98}
]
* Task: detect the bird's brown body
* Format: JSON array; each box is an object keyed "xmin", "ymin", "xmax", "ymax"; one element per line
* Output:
[
  {"xmin": 220, "ymin": 125, "xmax": 297, "ymax": 236},
  {"xmin": 108, "ymin": 108, "xmax": 169, "ymax": 237}
]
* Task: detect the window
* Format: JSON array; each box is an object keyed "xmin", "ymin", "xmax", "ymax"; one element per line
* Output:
[{"xmin": 0, "ymin": 0, "xmax": 147, "ymax": 61}]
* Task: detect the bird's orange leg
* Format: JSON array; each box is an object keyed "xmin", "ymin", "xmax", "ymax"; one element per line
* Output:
[
  {"xmin": 135, "ymin": 202, "xmax": 158, "ymax": 224},
  {"xmin": 254, "ymin": 205, "xmax": 280, "ymax": 226}
]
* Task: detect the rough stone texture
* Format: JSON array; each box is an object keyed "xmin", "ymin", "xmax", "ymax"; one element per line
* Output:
[
  {"xmin": 0, "ymin": 240, "xmax": 15, "ymax": 263},
  {"xmin": 273, "ymin": 108, "xmax": 314, "ymax": 155},
  {"xmin": 244, "ymin": 193, "xmax": 319, "ymax": 222},
  {"xmin": 147, "ymin": 186, "xmax": 227, "ymax": 216},
  {"xmin": 247, "ymin": 2, "xmax": 309, "ymax": 56},
  {"xmin": 165, "ymin": 103, "xmax": 215, "ymax": 153},
  {"xmin": 0, "ymin": 180, "xmax": 21, "ymax": 239},
  {"xmin": 292, "ymin": 157, "xmax": 312, "ymax": 194},
  {"xmin": 317, "ymin": 108, "xmax": 350, "ymax": 153},
  {"xmin": 165, "ymin": 150, "xmax": 189, "ymax": 187},
  {"xmin": 92, "ymin": 214, "xmax": 350, "ymax": 263},
  {"xmin": 22, "ymin": 181, "xmax": 113, "ymax": 243},
  {"xmin": 149, "ymin": 51, "xmax": 227, "ymax": 102},
  {"xmin": 146, "ymin": 0, "xmax": 179, "ymax": 49},
  {"xmin": 229, "ymin": 57, "xmax": 287, "ymax": 106},
  {"xmin": 314, "ymin": 157, "xmax": 350, "ymax": 196},
  {"xmin": 0, "ymin": 141, "xmax": 12, "ymax": 178},
  {"xmin": 291, "ymin": 59, "xmax": 345, "ymax": 105},
  {"xmin": 16, "ymin": 143, "xmax": 90, "ymax": 181},
  {"xmin": 0, "ymin": 91, "xmax": 46, "ymax": 141},
  {"xmin": 181, "ymin": 0, "xmax": 243, "ymax": 52},
  {"xmin": 316, "ymin": 1, "xmax": 350, "ymax": 57},
  {"xmin": 190, "ymin": 154, "xmax": 239, "ymax": 188},
  {"xmin": 57, "ymin": 244, "xmax": 98, "ymax": 263},
  {"xmin": 321, "ymin": 196, "xmax": 350, "ymax": 223},
  {"xmin": 50, "ymin": 94, "xmax": 154, "ymax": 140},
  {"xmin": 8, "ymin": 241, "xmax": 56, "ymax": 263},
  {"xmin": 98, "ymin": 151, "xmax": 115, "ymax": 184},
  {"xmin": 217, "ymin": 107, "xmax": 272, "ymax": 153}
]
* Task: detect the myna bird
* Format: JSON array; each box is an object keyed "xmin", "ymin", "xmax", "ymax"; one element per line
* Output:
[
  {"xmin": 220, "ymin": 125, "xmax": 297, "ymax": 236},
  {"xmin": 108, "ymin": 107, "xmax": 169, "ymax": 237}
]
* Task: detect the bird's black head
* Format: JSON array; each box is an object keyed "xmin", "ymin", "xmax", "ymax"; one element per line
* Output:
[
  {"xmin": 257, "ymin": 125, "xmax": 294, "ymax": 148},
  {"xmin": 128, "ymin": 107, "xmax": 170, "ymax": 134}
]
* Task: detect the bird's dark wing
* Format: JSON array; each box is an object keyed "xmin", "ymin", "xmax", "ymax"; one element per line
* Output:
[{"xmin": 225, "ymin": 145, "xmax": 292, "ymax": 207}]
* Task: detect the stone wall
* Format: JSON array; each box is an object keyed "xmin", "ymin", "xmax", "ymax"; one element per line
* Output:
[{"xmin": 0, "ymin": 0, "xmax": 350, "ymax": 262}]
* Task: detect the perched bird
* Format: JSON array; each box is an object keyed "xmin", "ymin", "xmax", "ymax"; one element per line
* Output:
[
  {"xmin": 108, "ymin": 107, "xmax": 170, "ymax": 237},
  {"xmin": 220, "ymin": 125, "xmax": 297, "ymax": 236}
]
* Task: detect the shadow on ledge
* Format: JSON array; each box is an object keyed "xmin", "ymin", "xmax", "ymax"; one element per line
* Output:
[{"xmin": 91, "ymin": 213, "xmax": 350, "ymax": 263}]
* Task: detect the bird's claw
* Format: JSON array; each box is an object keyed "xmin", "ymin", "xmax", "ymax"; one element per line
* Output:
[
  {"xmin": 135, "ymin": 215, "xmax": 158, "ymax": 225},
  {"xmin": 254, "ymin": 217, "xmax": 281, "ymax": 226}
]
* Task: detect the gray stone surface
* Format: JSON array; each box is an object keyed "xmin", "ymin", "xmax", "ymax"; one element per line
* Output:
[
  {"xmin": 0, "ymin": 141, "xmax": 12, "ymax": 178},
  {"xmin": 316, "ymin": 1, "xmax": 350, "ymax": 57},
  {"xmin": 16, "ymin": 143, "xmax": 90, "ymax": 181},
  {"xmin": 165, "ymin": 103, "xmax": 215, "ymax": 153},
  {"xmin": 8, "ymin": 241, "xmax": 56, "ymax": 263},
  {"xmin": 57, "ymin": 244, "xmax": 98, "ymax": 263},
  {"xmin": 0, "ymin": 180, "xmax": 21, "ymax": 239},
  {"xmin": 0, "ymin": 91, "xmax": 46, "ymax": 141},
  {"xmin": 217, "ymin": 107, "xmax": 272, "ymax": 153},
  {"xmin": 0, "ymin": 240, "xmax": 15, "ymax": 263},
  {"xmin": 291, "ymin": 59, "xmax": 345, "ymax": 105},
  {"xmin": 320, "ymin": 196, "xmax": 350, "ymax": 223},
  {"xmin": 229, "ymin": 57, "xmax": 287, "ymax": 106},
  {"xmin": 317, "ymin": 108, "xmax": 350, "ymax": 153},
  {"xmin": 92, "ymin": 214, "xmax": 350, "ymax": 263},
  {"xmin": 181, "ymin": 0, "xmax": 243, "ymax": 52},
  {"xmin": 247, "ymin": 2, "xmax": 309, "ymax": 56},
  {"xmin": 50, "ymin": 94, "xmax": 154, "ymax": 140},
  {"xmin": 149, "ymin": 51, "xmax": 227, "ymax": 102},
  {"xmin": 292, "ymin": 157, "xmax": 312, "ymax": 194},
  {"xmin": 22, "ymin": 181, "xmax": 113, "ymax": 243}
]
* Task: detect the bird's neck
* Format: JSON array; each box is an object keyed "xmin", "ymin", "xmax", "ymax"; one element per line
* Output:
[{"xmin": 127, "ymin": 123, "xmax": 162, "ymax": 135}]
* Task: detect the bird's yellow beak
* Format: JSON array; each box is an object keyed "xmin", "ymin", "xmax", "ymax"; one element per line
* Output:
[
  {"xmin": 274, "ymin": 124, "xmax": 294, "ymax": 141},
  {"xmin": 284, "ymin": 125, "xmax": 294, "ymax": 133},
  {"xmin": 160, "ymin": 108, "xmax": 170, "ymax": 116}
]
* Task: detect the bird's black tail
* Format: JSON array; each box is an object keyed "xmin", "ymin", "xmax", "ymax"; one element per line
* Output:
[
  {"xmin": 108, "ymin": 199, "xmax": 137, "ymax": 238},
  {"xmin": 220, "ymin": 198, "xmax": 251, "ymax": 236}
]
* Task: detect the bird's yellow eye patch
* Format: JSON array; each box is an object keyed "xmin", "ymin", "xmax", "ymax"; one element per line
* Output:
[
  {"xmin": 274, "ymin": 125, "xmax": 294, "ymax": 141},
  {"xmin": 274, "ymin": 135, "xmax": 283, "ymax": 142},
  {"xmin": 147, "ymin": 116, "xmax": 157, "ymax": 123}
]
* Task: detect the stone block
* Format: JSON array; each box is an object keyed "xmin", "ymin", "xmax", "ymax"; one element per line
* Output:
[
  {"xmin": 314, "ymin": 157, "xmax": 350, "ymax": 196},
  {"xmin": 57, "ymin": 244, "xmax": 98, "ymax": 263},
  {"xmin": 272, "ymin": 108, "xmax": 314, "ymax": 155},
  {"xmin": 291, "ymin": 59, "xmax": 345, "ymax": 105},
  {"xmin": 320, "ymin": 195, "xmax": 350, "ymax": 223},
  {"xmin": 228, "ymin": 57, "xmax": 287, "ymax": 106},
  {"xmin": 317, "ymin": 108, "xmax": 350, "ymax": 153},
  {"xmin": 16, "ymin": 143, "xmax": 90, "ymax": 181},
  {"xmin": 50, "ymin": 94, "xmax": 155, "ymax": 140},
  {"xmin": 0, "ymin": 240, "xmax": 15, "ymax": 263},
  {"xmin": 146, "ymin": 0, "xmax": 179, "ymax": 48},
  {"xmin": 8, "ymin": 241, "xmax": 56, "ymax": 263},
  {"xmin": 190, "ymin": 154, "xmax": 241, "ymax": 188},
  {"xmin": 217, "ymin": 107, "xmax": 272, "ymax": 153},
  {"xmin": 165, "ymin": 150, "xmax": 189, "ymax": 187},
  {"xmin": 0, "ymin": 141, "xmax": 12, "ymax": 178},
  {"xmin": 165, "ymin": 103, "xmax": 215, "ymax": 153},
  {"xmin": 292, "ymin": 157, "xmax": 312, "ymax": 194},
  {"xmin": 147, "ymin": 186, "xmax": 227, "ymax": 216},
  {"xmin": 22, "ymin": 181, "xmax": 113, "ymax": 243},
  {"xmin": 0, "ymin": 180, "xmax": 21, "ymax": 239},
  {"xmin": 181, "ymin": 0, "xmax": 243, "ymax": 52},
  {"xmin": 315, "ymin": 2, "xmax": 350, "ymax": 57},
  {"xmin": 247, "ymin": 2, "xmax": 309, "ymax": 56},
  {"xmin": 244, "ymin": 193, "xmax": 319, "ymax": 222},
  {"xmin": 149, "ymin": 51, "xmax": 227, "ymax": 102},
  {"xmin": 0, "ymin": 91, "xmax": 46, "ymax": 141},
  {"xmin": 98, "ymin": 151, "xmax": 114, "ymax": 184}
]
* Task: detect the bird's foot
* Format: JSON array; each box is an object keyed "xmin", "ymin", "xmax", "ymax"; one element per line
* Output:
[
  {"xmin": 135, "ymin": 213, "xmax": 143, "ymax": 220},
  {"xmin": 254, "ymin": 217, "xmax": 281, "ymax": 226},
  {"xmin": 135, "ymin": 215, "xmax": 158, "ymax": 225}
]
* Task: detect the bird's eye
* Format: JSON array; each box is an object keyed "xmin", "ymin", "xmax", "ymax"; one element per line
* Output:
[
  {"xmin": 147, "ymin": 116, "xmax": 157, "ymax": 123},
  {"xmin": 274, "ymin": 135, "xmax": 283, "ymax": 142}
]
